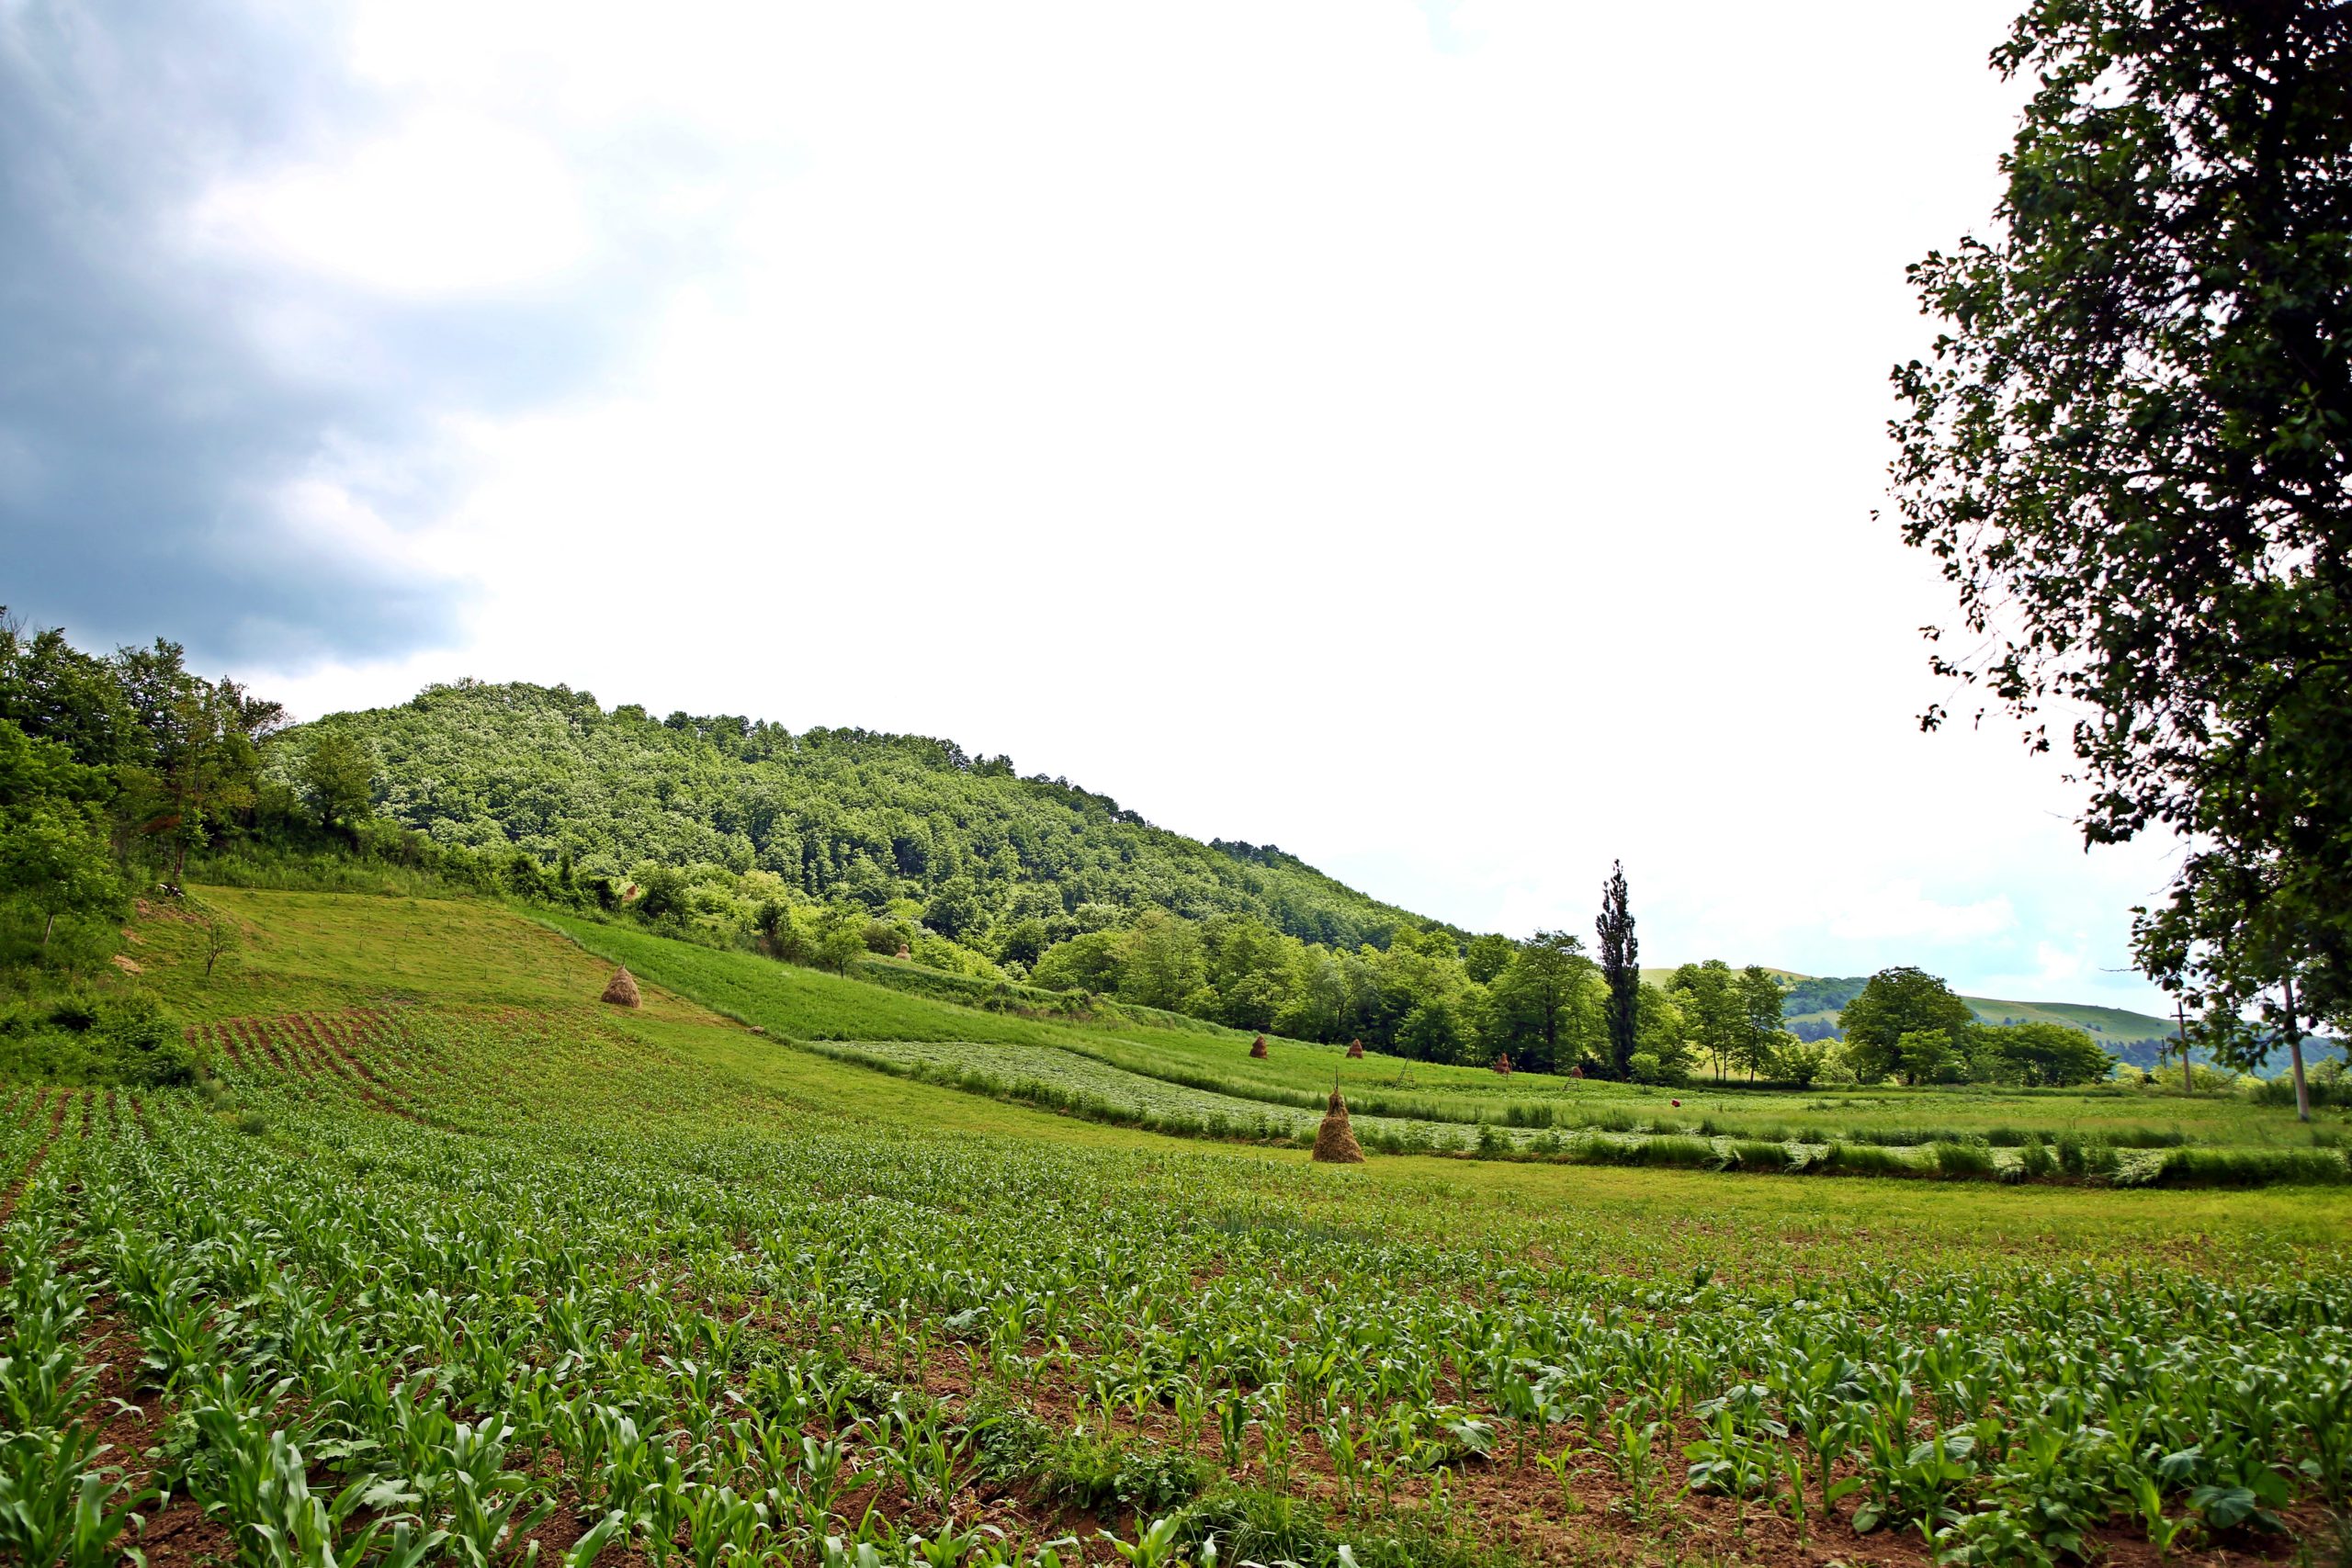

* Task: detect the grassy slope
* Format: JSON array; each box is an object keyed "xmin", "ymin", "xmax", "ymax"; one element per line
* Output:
[
  {"xmin": 526, "ymin": 908, "xmax": 2329, "ymax": 1146},
  {"xmin": 143, "ymin": 887, "xmax": 2352, "ymax": 1273}
]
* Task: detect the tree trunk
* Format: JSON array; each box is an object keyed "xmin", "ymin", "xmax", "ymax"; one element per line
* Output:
[
  {"xmin": 2285, "ymin": 977, "xmax": 2311, "ymax": 1123},
  {"xmin": 2175, "ymin": 1001, "xmax": 2191, "ymax": 1092},
  {"xmin": 41, "ymin": 908, "xmax": 56, "ymax": 950}
]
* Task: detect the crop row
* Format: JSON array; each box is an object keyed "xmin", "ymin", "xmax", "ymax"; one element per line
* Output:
[{"xmin": 2, "ymin": 1005, "xmax": 2346, "ymax": 1568}]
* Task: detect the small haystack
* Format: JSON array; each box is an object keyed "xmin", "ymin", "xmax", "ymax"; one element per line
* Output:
[
  {"xmin": 601, "ymin": 965, "xmax": 642, "ymax": 1008},
  {"xmin": 895, "ymin": 945, "xmax": 911, "ymax": 960},
  {"xmin": 1346, "ymin": 1039, "xmax": 1364, "ymax": 1059},
  {"xmin": 1312, "ymin": 1086, "xmax": 1365, "ymax": 1164},
  {"xmin": 1492, "ymin": 1054, "xmax": 1513, "ymax": 1076},
  {"xmin": 1250, "ymin": 1034, "xmax": 1269, "ymax": 1059}
]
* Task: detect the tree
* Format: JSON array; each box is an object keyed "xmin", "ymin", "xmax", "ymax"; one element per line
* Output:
[
  {"xmin": 0, "ymin": 803, "xmax": 119, "ymax": 951},
  {"xmin": 198, "ymin": 903, "xmax": 243, "ymax": 979},
  {"xmin": 1464, "ymin": 933, "xmax": 1516, "ymax": 985},
  {"xmin": 119, "ymin": 648, "xmax": 285, "ymax": 891},
  {"xmin": 2136, "ymin": 849, "xmax": 2333, "ymax": 1119},
  {"xmin": 1893, "ymin": 1029, "xmax": 1959, "ymax": 1085},
  {"xmin": 1978, "ymin": 1020, "xmax": 2115, "ymax": 1086},
  {"xmin": 1634, "ymin": 985, "xmax": 1694, "ymax": 1083},
  {"xmin": 995, "ymin": 918, "xmax": 1051, "ymax": 970},
  {"xmin": 1892, "ymin": 4, "xmax": 2352, "ymax": 1063},
  {"xmin": 814, "ymin": 903, "xmax": 868, "ymax": 975},
  {"xmin": 1595, "ymin": 862, "xmax": 1639, "ymax": 1079},
  {"xmin": 1668, "ymin": 961, "xmax": 1742, "ymax": 1080},
  {"xmin": 302, "ymin": 731, "xmax": 375, "ymax": 837},
  {"xmin": 1118, "ymin": 911, "xmax": 1207, "ymax": 1012},
  {"xmin": 1032, "ymin": 930, "xmax": 1125, "ymax": 994},
  {"xmin": 1396, "ymin": 998, "xmax": 1465, "ymax": 1064},
  {"xmin": 1734, "ymin": 966, "xmax": 1786, "ymax": 1081},
  {"xmin": 1486, "ymin": 930, "xmax": 1594, "ymax": 1075},
  {"xmin": 921, "ymin": 874, "xmax": 985, "ymax": 941},
  {"xmin": 1838, "ymin": 967, "xmax": 1978, "ymax": 1085}
]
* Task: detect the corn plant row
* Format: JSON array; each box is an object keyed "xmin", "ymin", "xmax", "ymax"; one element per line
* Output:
[{"xmin": 19, "ymin": 1005, "xmax": 2352, "ymax": 1568}]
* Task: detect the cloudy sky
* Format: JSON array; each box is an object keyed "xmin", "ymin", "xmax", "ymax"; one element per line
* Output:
[{"xmin": 0, "ymin": 1, "xmax": 2185, "ymax": 1010}]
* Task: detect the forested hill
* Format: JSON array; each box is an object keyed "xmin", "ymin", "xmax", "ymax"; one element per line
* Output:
[{"xmin": 288, "ymin": 680, "xmax": 1437, "ymax": 950}]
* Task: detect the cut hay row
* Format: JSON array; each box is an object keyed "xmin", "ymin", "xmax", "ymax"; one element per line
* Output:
[{"xmin": 808, "ymin": 1034, "xmax": 2351, "ymax": 1189}]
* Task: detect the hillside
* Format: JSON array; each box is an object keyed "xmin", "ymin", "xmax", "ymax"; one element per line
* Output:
[
  {"xmin": 281, "ymin": 680, "xmax": 1435, "ymax": 950},
  {"xmin": 288, "ymin": 682, "xmax": 2213, "ymax": 1063}
]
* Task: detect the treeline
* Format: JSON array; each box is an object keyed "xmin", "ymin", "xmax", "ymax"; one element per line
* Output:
[{"xmin": 1, "ymin": 617, "xmax": 2123, "ymax": 1089}]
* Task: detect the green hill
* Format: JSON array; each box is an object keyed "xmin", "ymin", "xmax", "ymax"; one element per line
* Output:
[
  {"xmin": 283, "ymin": 679, "xmax": 1435, "ymax": 951},
  {"xmin": 299, "ymin": 683, "xmax": 2199, "ymax": 1062}
]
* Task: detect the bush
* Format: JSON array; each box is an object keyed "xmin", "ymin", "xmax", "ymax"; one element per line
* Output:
[
  {"xmin": 1813, "ymin": 1053, "xmax": 1860, "ymax": 1088},
  {"xmin": 0, "ymin": 990, "xmax": 198, "ymax": 1087}
]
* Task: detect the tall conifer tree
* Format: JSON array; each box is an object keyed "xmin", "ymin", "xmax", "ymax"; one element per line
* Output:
[{"xmin": 1596, "ymin": 861, "xmax": 1638, "ymax": 1078}]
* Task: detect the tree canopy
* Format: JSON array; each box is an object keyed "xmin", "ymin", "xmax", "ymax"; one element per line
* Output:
[{"xmin": 1893, "ymin": 1, "xmax": 2352, "ymax": 1063}]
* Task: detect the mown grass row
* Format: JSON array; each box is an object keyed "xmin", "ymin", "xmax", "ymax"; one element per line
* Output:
[{"xmin": 774, "ymin": 1032, "xmax": 2352, "ymax": 1188}]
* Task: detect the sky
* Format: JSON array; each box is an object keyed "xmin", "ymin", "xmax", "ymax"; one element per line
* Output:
[{"xmin": 0, "ymin": 1, "xmax": 2189, "ymax": 1011}]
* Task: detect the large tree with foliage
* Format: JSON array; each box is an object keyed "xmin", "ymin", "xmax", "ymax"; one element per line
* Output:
[
  {"xmin": 1487, "ymin": 930, "xmax": 1594, "ymax": 1074},
  {"xmin": 1839, "ymin": 966, "xmax": 1980, "ymax": 1085},
  {"xmin": 1668, "ymin": 960, "xmax": 1743, "ymax": 1080},
  {"xmin": 1595, "ymin": 863, "xmax": 1638, "ymax": 1078},
  {"xmin": 1892, "ymin": 3, "xmax": 2352, "ymax": 1068}
]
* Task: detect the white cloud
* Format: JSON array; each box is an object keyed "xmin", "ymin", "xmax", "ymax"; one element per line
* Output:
[
  {"xmin": 192, "ymin": 109, "xmax": 588, "ymax": 295},
  {"xmin": 1825, "ymin": 882, "xmax": 2016, "ymax": 945}
]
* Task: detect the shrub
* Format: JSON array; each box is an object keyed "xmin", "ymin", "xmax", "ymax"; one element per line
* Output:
[{"xmin": 0, "ymin": 990, "xmax": 198, "ymax": 1087}]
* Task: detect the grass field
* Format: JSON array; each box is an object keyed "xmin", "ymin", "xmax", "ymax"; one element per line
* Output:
[
  {"xmin": 6, "ymin": 886, "xmax": 2347, "ymax": 1568},
  {"xmin": 528, "ymin": 906, "xmax": 2347, "ymax": 1162}
]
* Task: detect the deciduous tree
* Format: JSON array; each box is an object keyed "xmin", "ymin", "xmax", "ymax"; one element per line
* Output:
[
  {"xmin": 1840, "ymin": 966, "xmax": 1978, "ymax": 1085},
  {"xmin": 1893, "ymin": 2, "xmax": 2352, "ymax": 1055}
]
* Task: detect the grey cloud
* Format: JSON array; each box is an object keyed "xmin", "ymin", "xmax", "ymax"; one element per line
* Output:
[{"xmin": 0, "ymin": 2, "xmax": 705, "ymax": 668}]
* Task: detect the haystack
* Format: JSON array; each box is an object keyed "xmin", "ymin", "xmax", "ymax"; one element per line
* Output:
[
  {"xmin": 601, "ymin": 965, "xmax": 641, "ymax": 1008},
  {"xmin": 1250, "ymin": 1034, "xmax": 1269, "ymax": 1059},
  {"xmin": 1492, "ymin": 1054, "xmax": 1512, "ymax": 1076},
  {"xmin": 1312, "ymin": 1087, "xmax": 1365, "ymax": 1163},
  {"xmin": 1346, "ymin": 1039, "xmax": 1364, "ymax": 1059}
]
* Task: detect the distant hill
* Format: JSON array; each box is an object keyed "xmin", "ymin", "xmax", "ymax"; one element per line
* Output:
[
  {"xmin": 1645, "ymin": 965, "xmax": 2188, "ymax": 1066},
  {"xmin": 284, "ymin": 680, "xmax": 1437, "ymax": 951}
]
